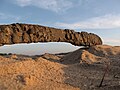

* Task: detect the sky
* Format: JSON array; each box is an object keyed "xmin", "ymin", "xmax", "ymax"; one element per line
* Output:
[{"xmin": 0, "ymin": 0, "xmax": 120, "ymax": 55}]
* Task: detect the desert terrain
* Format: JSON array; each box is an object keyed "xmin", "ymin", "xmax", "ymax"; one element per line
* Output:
[{"xmin": 0, "ymin": 45, "xmax": 120, "ymax": 90}]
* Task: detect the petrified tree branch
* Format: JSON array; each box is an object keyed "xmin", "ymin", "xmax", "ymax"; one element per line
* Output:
[{"xmin": 0, "ymin": 23, "xmax": 102, "ymax": 46}]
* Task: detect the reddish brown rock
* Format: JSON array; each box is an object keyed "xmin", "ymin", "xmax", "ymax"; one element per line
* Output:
[{"xmin": 0, "ymin": 23, "xmax": 102, "ymax": 46}]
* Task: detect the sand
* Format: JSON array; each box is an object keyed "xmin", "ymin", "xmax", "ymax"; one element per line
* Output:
[{"xmin": 0, "ymin": 45, "xmax": 120, "ymax": 90}]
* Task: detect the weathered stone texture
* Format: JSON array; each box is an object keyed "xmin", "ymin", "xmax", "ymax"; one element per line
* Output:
[{"xmin": 0, "ymin": 23, "xmax": 102, "ymax": 46}]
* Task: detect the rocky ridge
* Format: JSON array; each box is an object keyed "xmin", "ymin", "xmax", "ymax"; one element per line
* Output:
[{"xmin": 0, "ymin": 23, "xmax": 102, "ymax": 46}]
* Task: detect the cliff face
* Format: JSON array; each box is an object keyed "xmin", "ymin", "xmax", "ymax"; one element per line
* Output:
[{"xmin": 0, "ymin": 23, "xmax": 102, "ymax": 46}]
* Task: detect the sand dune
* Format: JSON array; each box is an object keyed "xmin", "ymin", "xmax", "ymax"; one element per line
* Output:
[{"xmin": 0, "ymin": 45, "xmax": 120, "ymax": 90}]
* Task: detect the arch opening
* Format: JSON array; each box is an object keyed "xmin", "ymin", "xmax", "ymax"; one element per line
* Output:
[{"xmin": 0, "ymin": 42, "xmax": 80, "ymax": 55}]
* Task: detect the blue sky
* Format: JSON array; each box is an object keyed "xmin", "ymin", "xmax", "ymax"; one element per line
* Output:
[{"xmin": 0, "ymin": 0, "xmax": 120, "ymax": 55}]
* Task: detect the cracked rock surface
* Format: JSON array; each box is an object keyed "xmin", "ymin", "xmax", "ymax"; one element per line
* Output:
[{"xmin": 0, "ymin": 23, "xmax": 102, "ymax": 46}]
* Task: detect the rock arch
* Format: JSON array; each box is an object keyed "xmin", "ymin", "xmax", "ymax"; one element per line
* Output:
[{"xmin": 0, "ymin": 23, "xmax": 102, "ymax": 46}]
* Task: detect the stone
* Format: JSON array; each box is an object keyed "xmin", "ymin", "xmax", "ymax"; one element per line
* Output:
[{"xmin": 0, "ymin": 23, "xmax": 102, "ymax": 46}]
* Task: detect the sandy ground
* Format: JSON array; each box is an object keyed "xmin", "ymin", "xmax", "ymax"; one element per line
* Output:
[{"xmin": 0, "ymin": 45, "xmax": 120, "ymax": 90}]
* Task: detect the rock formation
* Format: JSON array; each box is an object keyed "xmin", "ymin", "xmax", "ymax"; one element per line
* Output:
[{"xmin": 0, "ymin": 23, "xmax": 102, "ymax": 46}]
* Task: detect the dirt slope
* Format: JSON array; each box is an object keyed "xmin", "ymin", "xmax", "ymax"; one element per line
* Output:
[
  {"xmin": 0, "ymin": 45, "xmax": 120, "ymax": 90},
  {"xmin": 61, "ymin": 45, "xmax": 120, "ymax": 64}
]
